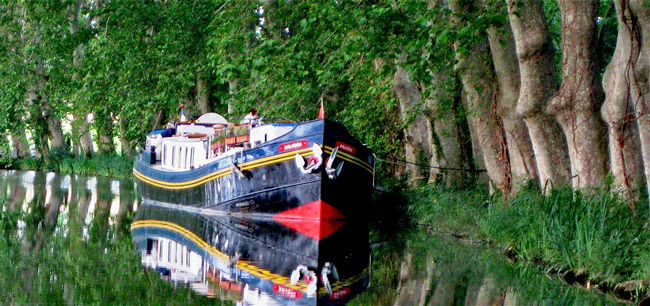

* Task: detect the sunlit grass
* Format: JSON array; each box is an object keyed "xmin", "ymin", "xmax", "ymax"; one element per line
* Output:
[
  {"xmin": 0, "ymin": 150, "xmax": 134, "ymax": 179},
  {"xmin": 408, "ymin": 184, "xmax": 650, "ymax": 286}
]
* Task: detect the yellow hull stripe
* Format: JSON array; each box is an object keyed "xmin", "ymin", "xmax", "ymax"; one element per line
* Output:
[
  {"xmin": 131, "ymin": 220, "xmax": 369, "ymax": 296},
  {"xmin": 239, "ymin": 148, "xmax": 313, "ymax": 171},
  {"xmin": 133, "ymin": 167, "xmax": 231, "ymax": 190},
  {"xmin": 133, "ymin": 145, "xmax": 374, "ymax": 190},
  {"xmin": 131, "ymin": 220, "xmax": 307, "ymax": 291},
  {"xmin": 323, "ymin": 146, "xmax": 374, "ymax": 174}
]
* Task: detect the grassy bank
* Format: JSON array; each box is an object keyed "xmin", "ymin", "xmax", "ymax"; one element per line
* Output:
[
  {"xmin": 0, "ymin": 151, "xmax": 134, "ymax": 178},
  {"xmin": 405, "ymin": 185, "xmax": 650, "ymax": 301}
]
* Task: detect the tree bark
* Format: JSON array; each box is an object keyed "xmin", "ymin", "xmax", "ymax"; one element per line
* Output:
[
  {"xmin": 506, "ymin": 0, "xmax": 571, "ymax": 193},
  {"xmin": 623, "ymin": 0, "xmax": 650, "ymax": 206},
  {"xmin": 95, "ymin": 111, "xmax": 115, "ymax": 154},
  {"xmin": 196, "ymin": 75, "xmax": 210, "ymax": 114},
  {"xmin": 33, "ymin": 31, "xmax": 65, "ymax": 152},
  {"xmin": 10, "ymin": 130, "xmax": 30, "ymax": 158},
  {"xmin": 393, "ymin": 66, "xmax": 437, "ymax": 186},
  {"xmin": 119, "ymin": 116, "xmax": 134, "ymax": 157},
  {"xmin": 424, "ymin": 75, "xmax": 471, "ymax": 188},
  {"xmin": 449, "ymin": 0, "xmax": 511, "ymax": 196},
  {"xmin": 228, "ymin": 79, "xmax": 238, "ymax": 114},
  {"xmin": 487, "ymin": 21, "xmax": 538, "ymax": 191},
  {"xmin": 70, "ymin": 0, "xmax": 94, "ymax": 157},
  {"xmin": 21, "ymin": 11, "xmax": 49, "ymax": 158},
  {"xmin": 601, "ymin": 0, "xmax": 645, "ymax": 201},
  {"xmin": 78, "ymin": 114, "xmax": 94, "ymax": 156},
  {"xmin": 548, "ymin": 0, "xmax": 608, "ymax": 190}
]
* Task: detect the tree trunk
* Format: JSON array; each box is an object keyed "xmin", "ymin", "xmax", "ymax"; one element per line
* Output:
[
  {"xmin": 21, "ymin": 7, "xmax": 65, "ymax": 156},
  {"xmin": 119, "ymin": 116, "xmax": 134, "ymax": 157},
  {"xmin": 487, "ymin": 22, "xmax": 538, "ymax": 191},
  {"xmin": 548, "ymin": 0, "xmax": 608, "ymax": 190},
  {"xmin": 196, "ymin": 75, "xmax": 210, "ymax": 114},
  {"xmin": 424, "ymin": 74, "xmax": 471, "ymax": 188},
  {"xmin": 601, "ymin": 0, "xmax": 645, "ymax": 201},
  {"xmin": 95, "ymin": 111, "xmax": 115, "ymax": 154},
  {"xmin": 78, "ymin": 114, "xmax": 94, "ymax": 156},
  {"xmin": 10, "ymin": 130, "xmax": 30, "ymax": 158},
  {"xmin": 44, "ymin": 102, "xmax": 66, "ymax": 151},
  {"xmin": 393, "ymin": 66, "xmax": 437, "ymax": 186},
  {"xmin": 449, "ymin": 0, "xmax": 511, "ymax": 196},
  {"xmin": 27, "ymin": 83, "xmax": 49, "ymax": 158},
  {"xmin": 625, "ymin": 0, "xmax": 650, "ymax": 207},
  {"xmin": 228, "ymin": 79, "xmax": 237, "ymax": 114},
  {"xmin": 506, "ymin": 0, "xmax": 571, "ymax": 193},
  {"xmin": 21, "ymin": 13, "xmax": 49, "ymax": 158},
  {"xmin": 34, "ymin": 41, "xmax": 65, "ymax": 151},
  {"xmin": 70, "ymin": 0, "xmax": 93, "ymax": 157}
]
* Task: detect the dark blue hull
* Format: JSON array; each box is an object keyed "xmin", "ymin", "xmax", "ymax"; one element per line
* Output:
[{"xmin": 133, "ymin": 119, "xmax": 374, "ymax": 220}]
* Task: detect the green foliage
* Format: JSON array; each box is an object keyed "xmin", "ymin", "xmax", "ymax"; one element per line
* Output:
[
  {"xmin": 408, "ymin": 185, "xmax": 650, "ymax": 285},
  {"xmin": 0, "ymin": 152, "xmax": 133, "ymax": 178}
]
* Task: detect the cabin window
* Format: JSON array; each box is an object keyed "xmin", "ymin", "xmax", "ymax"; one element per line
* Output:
[
  {"xmin": 162, "ymin": 145, "xmax": 167, "ymax": 166},
  {"xmin": 171, "ymin": 146, "xmax": 176, "ymax": 167},
  {"xmin": 180, "ymin": 247, "xmax": 183, "ymax": 265},
  {"xmin": 178, "ymin": 146, "xmax": 183, "ymax": 169},
  {"xmin": 168, "ymin": 241, "xmax": 172, "ymax": 262},
  {"xmin": 174, "ymin": 242, "xmax": 178, "ymax": 263},
  {"xmin": 184, "ymin": 147, "xmax": 188, "ymax": 169},
  {"xmin": 186, "ymin": 250, "xmax": 191, "ymax": 267},
  {"xmin": 190, "ymin": 148, "xmax": 195, "ymax": 168},
  {"xmin": 180, "ymin": 147, "xmax": 184, "ymax": 169}
]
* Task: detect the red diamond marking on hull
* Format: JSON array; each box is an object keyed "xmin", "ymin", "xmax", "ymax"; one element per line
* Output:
[
  {"xmin": 275, "ymin": 219, "xmax": 345, "ymax": 240},
  {"xmin": 273, "ymin": 200, "xmax": 345, "ymax": 220},
  {"xmin": 272, "ymin": 200, "xmax": 346, "ymax": 239}
]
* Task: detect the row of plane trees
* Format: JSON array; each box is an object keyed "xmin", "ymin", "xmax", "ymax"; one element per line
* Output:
[{"xmin": 0, "ymin": 0, "xmax": 649, "ymax": 201}]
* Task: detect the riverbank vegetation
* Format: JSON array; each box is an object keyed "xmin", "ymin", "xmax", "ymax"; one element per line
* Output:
[
  {"xmin": 0, "ymin": 151, "xmax": 133, "ymax": 179},
  {"xmin": 405, "ymin": 185, "xmax": 650, "ymax": 302}
]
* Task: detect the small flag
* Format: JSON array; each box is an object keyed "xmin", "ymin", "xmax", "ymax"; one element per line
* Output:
[
  {"xmin": 318, "ymin": 99, "xmax": 325, "ymax": 119},
  {"xmin": 180, "ymin": 104, "xmax": 187, "ymax": 122}
]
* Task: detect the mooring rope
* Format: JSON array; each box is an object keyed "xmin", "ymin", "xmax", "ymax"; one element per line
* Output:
[{"xmin": 374, "ymin": 156, "xmax": 486, "ymax": 173}]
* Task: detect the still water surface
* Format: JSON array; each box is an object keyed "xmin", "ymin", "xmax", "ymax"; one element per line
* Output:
[{"xmin": 0, "ymin": 170, "xmax": 623, "ymax": 305}]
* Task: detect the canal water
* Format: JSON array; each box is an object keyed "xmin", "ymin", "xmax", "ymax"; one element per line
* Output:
[{"xmin": 0, "ymin": 170, "xmax": 623, "ymax": 305}]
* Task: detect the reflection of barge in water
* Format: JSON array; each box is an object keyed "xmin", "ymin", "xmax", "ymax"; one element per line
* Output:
[
  {"xmin": 133, "ymin": 113, "xmax": 375, "ymax": 220},
  {"xmin": 131, "ymin": 202, "xmax": 371, "ymax": 305}
]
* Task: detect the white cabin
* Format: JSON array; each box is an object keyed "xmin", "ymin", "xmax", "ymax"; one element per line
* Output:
[{"xmin": 144, "ymin": 113, "xmax": 296, "ymax": 171}]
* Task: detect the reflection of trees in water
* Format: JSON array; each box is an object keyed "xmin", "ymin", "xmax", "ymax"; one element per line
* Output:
[
  {"xmin": 393, "ymin": 243, "xmax": 511, "ymax": 306},
  {"xmin": 0, "ymin": 171, "xmax": 214, "ymax": 305},
  {"xmin": 359, "ymin": 231, "xmax": 620, "ymax": 306}
]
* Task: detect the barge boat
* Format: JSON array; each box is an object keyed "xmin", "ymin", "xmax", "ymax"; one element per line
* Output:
[{"xmin": 133, "ymin": 112, "xmax": 375, "ymax": 221}]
